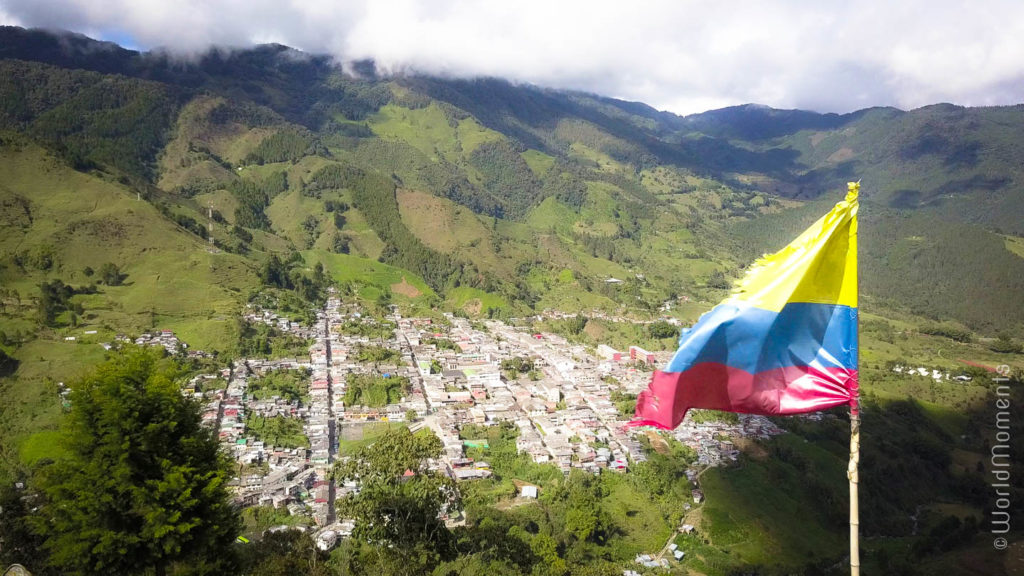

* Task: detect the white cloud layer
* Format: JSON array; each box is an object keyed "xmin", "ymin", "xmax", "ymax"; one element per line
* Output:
[{"xmin": 3, "ymin": 0, "xmax": 1023, "ymax": 115}]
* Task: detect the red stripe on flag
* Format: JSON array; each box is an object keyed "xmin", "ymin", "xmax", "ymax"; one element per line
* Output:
[{"xmin": 632, "ymin": 364, "xmax": 858, "ymax": 430}]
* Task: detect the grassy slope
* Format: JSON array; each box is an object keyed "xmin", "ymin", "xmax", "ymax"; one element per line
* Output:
[
  {"xmin": 698, "ymin": 436, "xmax": 846, "ymax": 568},
  {"xmin": 368, "ymin": 101, "xmax": 503, "ymax": 174},
  {"xmin": 0, "ymin": 143, "xmax": 261, "ymax": 468},
  {"xmin": 302, "ymin": 250, "xmax": 434, "ymax": 303},
  {"xmin": 0, "ymin": 144, "xmax": 256, "ymax": 348},
  {"xmin": 520, "ymin": 149, "xmax": 556, "ymax": 177},
  {"xmin": 775, "ymin": 105, "xmax": 1024, "ymax": 234},
  {"xmin": 156, "ymin": 95, "xmax": 240, "ymax": 192},
  {"xmin": 396, "ymin": 188, "xmax": 502, "ymax": 271},
  {"xmin": 333, "ymin": 92, "xmax": 781, "ymax": 314},
  {"xmin": 445, "ymin": 286, "xmax": 510, "ymax": 315}
]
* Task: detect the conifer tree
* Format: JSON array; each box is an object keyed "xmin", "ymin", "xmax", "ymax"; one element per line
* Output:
[{"xmin": 32, "ymin": 346, "xmax": 240, "ymax": 576}]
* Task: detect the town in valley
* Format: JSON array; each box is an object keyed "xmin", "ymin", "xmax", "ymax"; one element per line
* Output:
[{"xmin": 113, "ymin": 290, "xmax": 787, "ymax": 560}]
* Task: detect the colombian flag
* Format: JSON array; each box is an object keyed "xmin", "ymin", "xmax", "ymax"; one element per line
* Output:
[{"xmin": 633, "ymin": 183, "xmax": 859, "ymax": 429}]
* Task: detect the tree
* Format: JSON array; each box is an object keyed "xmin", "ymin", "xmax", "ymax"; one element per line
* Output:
[
  {"xmin": 301, "ymin": 215, "xmax": 320, "ymax": 247},
  {"xmin": 332, "ymin": 233, "xmax": 350, "ymax": 254},
  {"xmin": 647, "ymin": 320, "xmax": 678, "ymax": 339},
  {"xmin": 97, "ymin": 262, "xmax": 124, "ymax": 286},
  {"xmin": 375, "ymin": 289, "xmax": 392, "ymax": 315},
  {"xmin": 31, "ymin": 346, "xmax": 240, "ymax": 576},
  {"xmin": 37, "ymin": 279, "xmax": 75, "ymax": 326},
  {"xmin": 989, "ymin": 332, "xmax": 1022, "ymax": 354},
  {"xmin": 707, "ymin": 269, "xmax": 730, "ymax": 289},
  {"xmin": 501, "ymin": 357, "xmax": 534, "ymax": 374},
  {"xmin": 332, "ymin": 428, "xmax": 459, "ymax": 574},
  {"xmin": 260, "ymin": 254, "xmax": 292, "ymax": 289},
  {"xmin": 313, "ymin": 261, "xmax": 327, "ymax": 287},
  {"xmin": 566, "ymin": 314, "xmax": 587, "ymax": 335},
  {"xmin": 0, "ymin": 345, "xmax": 19, "ymax": 377}
]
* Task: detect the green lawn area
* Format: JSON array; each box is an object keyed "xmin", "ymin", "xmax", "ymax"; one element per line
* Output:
[
  {"xmin": 3, "ymin": 339, "xmax": 108, "ymax": 471},
  {"xmin": 344, "ymin": 372, "xmax": 409, "ymax": 407},
  {"xmin": 18, "ymin": 429, "xmax": 67, "ymax": 466},
  {"xmin": 248, "ymin": 368, "xmax": 311, "ymax": 404},
  {"xmin": 338, "ymin": 421, "xmax": 408, "ymax": 455},
  {"xmin": 0, "ymin": 145, "xmax": 257, "ymax": 356},
  {"xmin": 368, "ymin": 102, "xmax": 503, "ymax": 165},
  {"xmin": 244, "ymin": 414, "xmax": 309, "ymax": 449},
  {"xmin": 526, "ymin": 196, "xmax": 577, "ymax": 233}
]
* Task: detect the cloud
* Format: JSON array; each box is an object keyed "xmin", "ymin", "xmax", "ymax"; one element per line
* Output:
[
  {"xmin": 0, "ymin": 5, "xmax": 21, "ymax": 26},
  {"xmin": 3, "ymin": 0, "xmax": 1024, "ymax": 115}
]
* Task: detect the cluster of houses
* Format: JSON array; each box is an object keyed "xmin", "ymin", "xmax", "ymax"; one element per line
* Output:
[
  {"xmin": 197, "ymin": 359, "xmax": 327, "ymax": 518},
  {"xmin": 396, "ymin": 317, "xmax": 658, "ymax": 475},
  {"xmin": 114, "ymin": 329, "xmax": 209, "ymax": 358},
  {"xmin": 392, "ymin": 315, "xmax": 773, "ymax": 482},
  {"xmin": 634, "ymin": 554, "xmax": 670, "ymax": 569},
  {"xmin": 175, "ymin": 297, "xmax": 337, "ymax": 525},
  {"xmin": 891, "ymin": 364, "xmax": 973, "ymax": 382},
  {"xmin": 673, "ymin": 415, "xmax": 782, "ymax": 467},
  {"xmin": 304, "ymin": 301, "xmax": 337, "ymax": 525},
  {"xmin": 535, "ymin": 307, "xmax": 683, "ymax": 329},
  {"xmin": 136, "ymin": 291, "xmax": 794, "ymax": 555},
  {"xmin": 243, "ymin": 304, "xmax": 319, "ymax": 340}
]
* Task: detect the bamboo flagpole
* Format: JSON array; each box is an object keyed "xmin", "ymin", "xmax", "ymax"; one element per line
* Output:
[
  {"xmin": 849, "ymin": 397, "xmax": 860, "ymax": 575},
  {"xmin": 848, "ymin": 180, "xmax": 861, "ymax": 576}
]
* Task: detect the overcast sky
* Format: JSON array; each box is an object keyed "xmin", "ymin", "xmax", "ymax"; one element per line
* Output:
[{"xmin": 2, "ymin": 0, "xmax": 1023, "ymax": 115}]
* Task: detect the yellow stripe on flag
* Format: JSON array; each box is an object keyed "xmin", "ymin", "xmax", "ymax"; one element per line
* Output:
[{"xmin": 728, "ymin": 182, "xmax": 859, "ymax": 312}]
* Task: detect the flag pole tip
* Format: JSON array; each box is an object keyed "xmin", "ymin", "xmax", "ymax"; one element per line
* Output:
[{"xmin": 846, "ymin": 181, "xmax": 860, "ymax": 201}]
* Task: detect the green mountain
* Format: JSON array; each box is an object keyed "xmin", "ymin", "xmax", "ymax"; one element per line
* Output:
[
  {"xmin": 1, "ymin": 26, "xmax": 1022, "ymax": 575},
  {"xmin": 1, "ymin": 25, "xmax": 1022, "ymax": 333}
]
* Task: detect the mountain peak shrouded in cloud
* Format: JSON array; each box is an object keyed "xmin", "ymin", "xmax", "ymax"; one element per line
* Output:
[{"xmin": 2, "ymin": 0, "xmax": 1024, "ymax": 115}]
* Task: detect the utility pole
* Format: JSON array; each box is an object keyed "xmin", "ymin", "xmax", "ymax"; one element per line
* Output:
[{"xmin": 208, "ymin": 204, "xmax": 215, "ymax": 249}]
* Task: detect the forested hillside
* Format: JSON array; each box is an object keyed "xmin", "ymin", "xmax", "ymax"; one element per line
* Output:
[{"xmin": 0, "ymin": 25, "xmax": 1021, "ymax": 335}]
